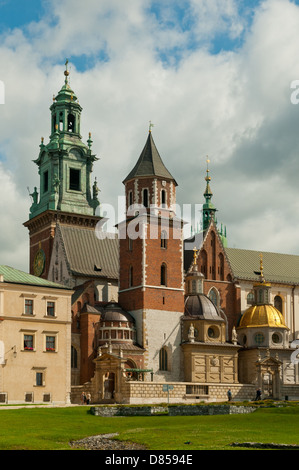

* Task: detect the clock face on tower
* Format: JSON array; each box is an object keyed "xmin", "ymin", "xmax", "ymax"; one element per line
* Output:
[{"xmin": 33, "ymin": 248, "xmax": 46, "ymax": 277}]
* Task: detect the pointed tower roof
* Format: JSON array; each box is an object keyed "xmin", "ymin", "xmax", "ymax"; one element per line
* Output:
[
  {"xmin": 123, "ymin": 130, "xmax": 177, "ymax": 185},
  {"xmin": 202, "ymin": 157, "xmax": 217, "ymax": 231}
]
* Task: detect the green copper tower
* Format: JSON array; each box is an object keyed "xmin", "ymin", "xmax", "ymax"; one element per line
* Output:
[
  {"xmin": 202, "ymin": 158, "xmax": 217, "ymax": 231},
  {"xmin": 202, "ymin": 158, "xmax": 227, "ymax": 247},
  {"xmin": 29, "ymin": 60, "xmax": 100, "ymax": 219},
  {"xmin": 24, "ymin": 61, "xmax": 101, "ymax": 280}
]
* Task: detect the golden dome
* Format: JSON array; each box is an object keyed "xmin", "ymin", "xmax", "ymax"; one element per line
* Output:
[{"xmin": 238, "ymin": 304, "xmax": 288, "ymax": 329}]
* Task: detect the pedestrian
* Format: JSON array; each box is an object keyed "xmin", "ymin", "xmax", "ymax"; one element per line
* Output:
[
  {"xmin": 255, "ymin": 388, "xmax": 262, "ymax": 401},
  {"xmin": 81, "ymin": 391, "xmax": 86, "ymax": 405},
  {"xmin": 227, "ymin": 388, "xmax": 232, "ymax": 401},
  {"xmin": 86, "ymin": 392, "xmax": 91, "ymax": 405}
]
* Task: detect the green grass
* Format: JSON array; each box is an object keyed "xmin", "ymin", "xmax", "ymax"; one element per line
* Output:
[{"xmin": 0, "ymin": 404, "xmax": 299, "ymax": 450}]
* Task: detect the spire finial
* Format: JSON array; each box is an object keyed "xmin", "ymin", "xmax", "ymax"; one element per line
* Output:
[
  {"xmin": 64, "ymin": 58, "xmax": 70, "ymax": 85},
  {"xmin": 205, "ymin": 155, "xmax": 211, "ymax": 182},
  {"xmin": 259, "ymin": 253, "xmax": 264, "ymax": 281},
  {"xmin": 193, "ymin": 247, "xmax": 198, "ymax": 265},
  {"xmin": 149, "ymin": 121, "xmax": 154, "ymax": 132}
]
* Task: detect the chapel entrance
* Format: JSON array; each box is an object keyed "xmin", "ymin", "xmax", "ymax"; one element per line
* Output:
[
  {"xmin": 256, "ymin": 356, "xmax": 282, "ymax": 399},
  {"xmin": 262, "ymin": 372, "xmax": 273, "ymax": 398},
  {"xmin": 104, "ymin": 372, "xmax": 115, "ymax": 399}
]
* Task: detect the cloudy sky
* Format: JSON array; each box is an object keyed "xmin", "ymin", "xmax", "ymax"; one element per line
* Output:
[{"xmin": 1, "ymin": 0, "xmax": 299, "ymax": 272}]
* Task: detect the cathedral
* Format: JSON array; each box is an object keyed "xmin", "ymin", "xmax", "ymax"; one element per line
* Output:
[{"xmin": 24, "ymin": 63, "xmax": 299, "ymax": 404}]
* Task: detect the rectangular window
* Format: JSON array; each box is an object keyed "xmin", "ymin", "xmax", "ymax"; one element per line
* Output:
[
  {"xmin": 69, "ymin": 168, "xmax": 81, "ymax": 191},
  {"xmin": 24, "ymin": 334, "xmax": 34, "ymax": 350},
  {"xmin": 36, "ymin": 372, "xmax": 43, "ymax": 386},
  {"xmin": 25, "ymin": 299, "xmax": 33, "ymax": 315},
  {"xmin": 46, "ymin": 335, "xmax": 56, "ymax": 352},
  {"xmin": 25, "ymin": 392, "xmax": 33, "ymax": 403},
  {"xmin": 186, "ymin": 385, "xmax": 208, "ymax": 395},
  {"xmin": 47, "ymin": 301, "xmax": 55, "ymax": 317},
  {"xmin": 43, "ymin": 170, "xmax": 49, "ymax": 193}
]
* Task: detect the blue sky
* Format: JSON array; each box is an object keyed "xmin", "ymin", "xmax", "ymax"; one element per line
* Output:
[
  {"xmin": 0, "ymin": 0, "xmax": 46, "ymax": 30},
  {"xmin": 1, "ymin": 0, "xmax": 299, "ymax": 271}
]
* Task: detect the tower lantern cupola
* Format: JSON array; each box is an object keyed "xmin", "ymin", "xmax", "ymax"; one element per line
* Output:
[
  {"xmin": 28, "ymin": 60, "xmax": 100, "ymax": 219},
  {"xmin": 50, "ymin": 59, "xmax": 82, "ymax": 137}
]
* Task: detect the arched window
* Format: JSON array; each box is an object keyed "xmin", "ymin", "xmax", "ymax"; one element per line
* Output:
[
  {"xmin": 258, "ymin": 289, "xmax": 263, "ymax": 304},
  {"xmin": 274, "ymin": 295, "xmax": 283, "ymax": 313},
  {"xmin": 128, "ymin": 190, "xmax": 133, "ymax": 208},
  {"xmin": 218, "ymin": 253, "xmax": 224, "ymax": 281},
  {"xmin": 52, "ymin": 115, "xmax": 57, "ymax": 133},
  {"xmin": 211, "ymin": 231, "xmax": 216, "ymax": 280},
  {"xmin": 247, "ymin": 292, "xmax": 254, "ymax": 304},
  {"xmin": 68, "ymin": 113, "xmax": 75, "ymax": 132},
  {"xmin": 161, "ymin": 264, "xmax": 167, "ymax": 286},
  {"xmin": 59, "ymin": 112, "xmax": 63, "ymax": 131},
  {"xmin": 143, "ymin": 188, "xmax": 149, "ymax": 208},
  {"xmin": 161, "ymin": 189, "xmax": 166, "ymax": 207},
  {"xmin": 161, "ymin": 230, "xmax": 167, "ymax": 249},
  {"xmin": 200, "ymin": 249, "xmax": 207, "ymax": 276},
  {"xmin": 159, "ymin": 347, "xmax": 168, "ymax": 371},
  {"xmin": 209, "ymin": 287, "xmax": 219, "ymax": 307}
]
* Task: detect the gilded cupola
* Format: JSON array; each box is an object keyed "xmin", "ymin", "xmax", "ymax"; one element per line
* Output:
[{"xmin": 238, "ymin": 254, "xmax": 287, "ymax": 329}]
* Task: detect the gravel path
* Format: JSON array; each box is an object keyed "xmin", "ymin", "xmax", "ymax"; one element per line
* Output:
[{"xmin": 69, "ymin": 433, "xmax": 147, "ymax": 450}]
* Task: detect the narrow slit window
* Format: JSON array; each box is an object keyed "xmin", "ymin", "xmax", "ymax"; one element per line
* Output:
[
  {"xmin": 143, "ymin": 189, "xmax": 148, "ymax": 208},
  {"xmin": 43, "ymin": 171, "xmax": 49, "ymax": 193},
  {"xmin": 161, "ymin": 230, "xmax": 167, "ymax": 249}
]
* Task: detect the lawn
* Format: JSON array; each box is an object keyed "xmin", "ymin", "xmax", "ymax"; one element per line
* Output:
[{"xmin": 0, "ymin": 404, "xmax": 298, "ymax": 450}]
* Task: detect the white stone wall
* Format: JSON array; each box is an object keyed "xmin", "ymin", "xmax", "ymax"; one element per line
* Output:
[
  {"xmin": 129, "ymin": 308, "xmax": 183, "ymax": 382},
  {"xmin": 122, "ymin": 381, "xmax": 256, "ymax": 404}
]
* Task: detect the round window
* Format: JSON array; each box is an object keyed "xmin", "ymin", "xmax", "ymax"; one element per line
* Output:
[
  {"xmin": 208, "ymin": 326, "xmax": 219, "ymax": 339},
  {"xmin": 254, "ymin": 333, "xmax": 264, "ymax": 345},
  {"xmin": 272, "ymin": 333, "xmax": 282, "ymax": 344}
]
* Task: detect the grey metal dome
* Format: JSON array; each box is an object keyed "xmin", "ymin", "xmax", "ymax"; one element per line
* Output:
[
  {"xmin": 184, "ymin": 294, "xmax": 223, "ymax": 321},
  {"xmin": 100, "ymin": 302, "xmax": 135, "ymax": 323}
]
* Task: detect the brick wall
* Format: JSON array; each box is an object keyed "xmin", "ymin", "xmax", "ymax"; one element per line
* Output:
[{"xmin": 195, "ymin": 223, "xmax": 241, "ymax": 337}]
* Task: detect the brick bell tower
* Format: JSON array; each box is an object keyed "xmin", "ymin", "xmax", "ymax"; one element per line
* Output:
[
  {"xmin": 118, "ymin": 128, "xmax": 185, "ymax": 382},
  {"xmin": 24, "ymin": 60, "xmax": 100, "ymax": 279}
]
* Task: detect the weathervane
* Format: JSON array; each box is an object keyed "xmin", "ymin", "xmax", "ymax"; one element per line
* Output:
[{"xmin": 149, "ymin": 121, "xmax": 154, "ymax": 132}]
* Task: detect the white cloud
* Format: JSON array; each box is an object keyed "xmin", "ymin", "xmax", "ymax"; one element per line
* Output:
[
  {"xmin": 0, "ymin": 163, "xmax": 28, "ymax": 270},
  {"xmin": 1, "ymin": 0, "xmax": 299, "ymax": 272}
]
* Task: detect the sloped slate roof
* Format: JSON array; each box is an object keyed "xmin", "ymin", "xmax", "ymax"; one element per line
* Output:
[
  {"xmin": 123, "ymin": 132, "xmax": 177, "ymax": 184},
  {"xmin": 60, "ymin": 225, "xmax": 119, "ymax": 279},
  {"xmin": 0, "ymin": 265, "xmax": 70, "ymax": 289},
  {"xmin": 225, "ymin": 247, "xmax": 299, "ymax": 285}
]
